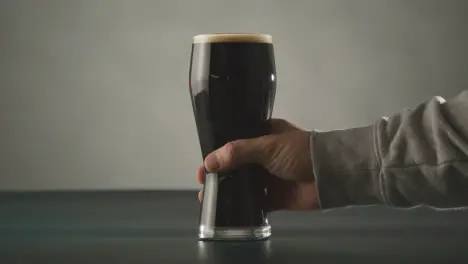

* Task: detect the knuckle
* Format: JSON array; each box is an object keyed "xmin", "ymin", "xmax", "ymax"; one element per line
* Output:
[
  {"xmin": 270, "ymin": 118, "xmax": 286, "ymax": 127},
  {"xmin": 270, "ymin": 118, "xmax": 296, "ymax": 133},
  {"xmin": 223, "ymin": 141, "xmax": 237, "ymax": 165},
  {"xmin": 256, "ymin": 136, "xmax": 276, "ymax": 164}
]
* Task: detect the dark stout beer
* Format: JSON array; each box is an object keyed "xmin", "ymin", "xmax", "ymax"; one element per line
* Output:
[{"xmin": 189, "ymin": 33, "xmax": 276, "ymax": 240}]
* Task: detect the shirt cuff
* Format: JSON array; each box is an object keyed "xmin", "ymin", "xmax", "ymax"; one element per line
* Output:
[{"xmin": 310, "ymin": 125, "xmax": 385, "ymax": 210}]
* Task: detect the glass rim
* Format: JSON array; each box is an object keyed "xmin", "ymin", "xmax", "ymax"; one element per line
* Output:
[{"xmin": 192, "ymin": 33, "xmax": 272, "ymax": 44}]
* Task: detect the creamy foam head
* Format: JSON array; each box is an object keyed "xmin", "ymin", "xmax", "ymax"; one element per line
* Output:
[{"xmin": 193, "ymin": 33, "xmax": 272, "ymax": 44}]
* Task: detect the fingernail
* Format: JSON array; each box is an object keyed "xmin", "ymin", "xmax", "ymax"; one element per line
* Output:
[{"xmin": 204, "ymin": 154, "xmax": 219, "ymax": 171}]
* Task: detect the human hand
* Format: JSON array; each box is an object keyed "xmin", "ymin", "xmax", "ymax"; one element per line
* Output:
[{"xmin": 196, "ymin": 119, "xmax": 319, "ymax": 211}]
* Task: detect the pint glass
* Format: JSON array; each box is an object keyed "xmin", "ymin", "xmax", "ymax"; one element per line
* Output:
[{"xmin": 189, "ymin": 33, "xmax": 276, "ymax": 240}]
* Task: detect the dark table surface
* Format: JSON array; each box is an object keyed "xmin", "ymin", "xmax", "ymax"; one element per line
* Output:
[{"xmin": 1, "ymin": 191, "xmax": 468, "ymax": 263}]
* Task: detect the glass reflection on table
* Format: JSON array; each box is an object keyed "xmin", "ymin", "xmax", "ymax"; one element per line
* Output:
[{"xmin": 197, "ymin": 240, "xmax": 271, "ymax": 264}]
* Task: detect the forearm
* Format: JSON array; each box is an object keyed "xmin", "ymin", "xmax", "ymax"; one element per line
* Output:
[{"xmin": 312, "ymin": 90, "xmax": 468, "ymax": 210}]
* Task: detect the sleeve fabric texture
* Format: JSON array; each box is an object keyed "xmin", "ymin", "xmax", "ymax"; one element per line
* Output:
[{"xmin": 311, "ymin": 90, "xmax": 468, "ymax": 210}]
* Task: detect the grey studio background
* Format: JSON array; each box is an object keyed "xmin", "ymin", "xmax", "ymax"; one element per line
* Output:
[{"xmin": 1, "ymin": 0, "xmax": 467, "ymax": 191}]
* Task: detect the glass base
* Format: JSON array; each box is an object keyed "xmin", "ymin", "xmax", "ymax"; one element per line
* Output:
[{"xmin": 198, "ymin": 225, "xmax": 271, "ymax": 241}]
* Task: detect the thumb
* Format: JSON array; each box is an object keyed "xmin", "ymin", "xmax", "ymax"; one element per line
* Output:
[{"xmin": 204, "ymin": 136, "xmax": 274, "ymax": 172}]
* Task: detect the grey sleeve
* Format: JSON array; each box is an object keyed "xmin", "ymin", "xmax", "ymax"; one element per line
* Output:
[{"xmin": 311, "ymin": 90, "xmax": 468, "ymax": 210}]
